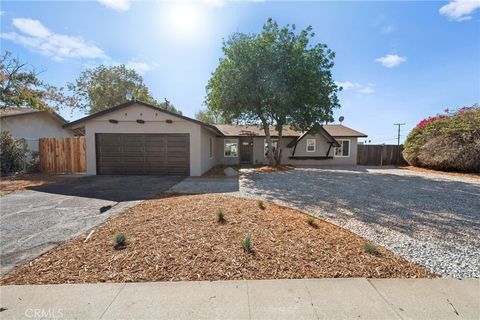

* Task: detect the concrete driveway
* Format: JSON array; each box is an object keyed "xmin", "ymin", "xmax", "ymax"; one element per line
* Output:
[
  {"xmin": 236, "ymin": 167, "xmax": 480, "ymax": 278},
  {"xmin": 0, "ymin": 175, "xmax": 184, "ymax": 275}
]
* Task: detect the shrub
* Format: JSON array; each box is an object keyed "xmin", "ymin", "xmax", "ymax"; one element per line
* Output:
[
  {"xmin": 364, "ymin": 242, "xmax": 380, "ymax": 256},
  {"xmin": 242, "ymin": 234, "xmax": 253, "ymax": 253},
  {"xmin": 306, "ymin": 216, "xmax": 315, "ymax": 226},
  {"xmin": 0, "ymin": 131, "xmax": 29, "ymax": 175},
  {"xmin": 217, "ymin": 209, "xmax": 225, "ymax": 224},
  {"xmin": 257, "ymin": 200, "xmax": 265, "ymax": 210},
  {"xmin": 26, "ymin": 151, "xmax": 40, "ymax": 173},
  {"xmin": 403, "ymin": 105, "xmax": 480, "ymax": 172},
  {"xmin": 114, "ymin": 233, "xmax": 127, "ymax": 249}
]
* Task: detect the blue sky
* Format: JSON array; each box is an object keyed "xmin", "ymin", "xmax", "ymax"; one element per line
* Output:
[{"xmin": 1, "ymin": 0, "xmax": 479, "ymax": 143}]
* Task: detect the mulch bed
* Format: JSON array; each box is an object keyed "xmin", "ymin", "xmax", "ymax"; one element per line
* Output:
[
  {"xmin": 254, "ymin": 165, "xmax": 295, "ymax": 173},
  {"xmin": 400, "ymin": 166, "xmax": 479, "ymax": 179},
  {"xmin": 203, "ymin": 165, "xmax": 239, "ymax": 176},
  {"xmin": 0, "ymin": 173, "xmax": 69, "ymax": 196},
  {"xmin": 0, "ymin": 195, "xmax": 435, "ymax": 285}
]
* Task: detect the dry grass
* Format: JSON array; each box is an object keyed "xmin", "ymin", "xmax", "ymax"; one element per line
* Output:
[
  {"xmin": 0, "ymin": 194, "xmax": 435, "ymax": 285},
  {"xmin": 254, "ymin": 165, "xmax": 295, "ymax": 173},
  {"xmin": 400, "ymin": 166, "xmax": 479, "ymax": 179},
  {"xmin": 0, "ymin": 173, "xmax": 70, "ymax": 196}
]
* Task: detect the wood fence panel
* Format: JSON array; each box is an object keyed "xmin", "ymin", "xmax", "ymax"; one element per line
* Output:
[
  {"xmin": 357, "ymin": 144, "xmax": 407, "ymax": 166},
  {"xmin": 39, "ymin": 137, "xmax": 86, "ymax": 173}
]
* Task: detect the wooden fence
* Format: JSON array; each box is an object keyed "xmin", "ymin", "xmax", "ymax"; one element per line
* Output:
[
  {"xmin": 357, "ymin": 144, "xmax": 407, "ymax": 166},
  {"xmin": 39, "ymin": 137, "xmax": 86, "ymax": 173}
]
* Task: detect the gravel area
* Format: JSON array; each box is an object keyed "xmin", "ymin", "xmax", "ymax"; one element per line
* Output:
[{"xmin": 233, "ymin": 166, "xmax": 480, "ymax": 278}]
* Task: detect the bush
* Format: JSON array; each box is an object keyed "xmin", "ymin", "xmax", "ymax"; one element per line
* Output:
[
  {"xmin": 257, "ymin": 200, "xmax": 265, "ymax": 210},
  {"xmin": 0, "ymin": 131, "xmax": 29, "ymax": 175},
  {"xmin": 27, "ymin": 151, "xmax": 40, "ymax": 173},
  {"xmin": 403, "ymin": 105, "xmax": 480, "ymax": 172},
  {"xmin": 306, "ymin": 216, "xmax": 315, "ymax": 226},
  {"xmin": 217, "ymin": 209, "xmax": 225, "ymax": 224},
  {"xmin": 364, "ymin": 242, "xmax": 380, "ymax": 256},
  {"xmin": 114, "ymin": 233, "xmax": 127, "ymax": 249},
  {"xmin": 242, "ymin": 234, "xmax": 253, "ymax": 253}
]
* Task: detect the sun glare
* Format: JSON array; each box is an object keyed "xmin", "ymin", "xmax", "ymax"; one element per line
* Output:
[{"xmin": 167, "ymin": 3, "xmax": 204, "ymax": 37}]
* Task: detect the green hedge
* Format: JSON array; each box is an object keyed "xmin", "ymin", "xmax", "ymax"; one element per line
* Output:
[{"xmin": 403, "ymin": 105, "xmax": 480, "ymax": 173}]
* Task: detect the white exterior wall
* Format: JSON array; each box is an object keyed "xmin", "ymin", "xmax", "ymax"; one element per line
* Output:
[
  {"xmin": 81, "ymin": 104, "xmax": 204, "ymax": 176},
  {"xmin": 200, "ymin": 127, "xmax": 219, "ymax": 174},
  {"xmin": 0, "ymin": 112, "xmax": 74, "ymax": 152}
]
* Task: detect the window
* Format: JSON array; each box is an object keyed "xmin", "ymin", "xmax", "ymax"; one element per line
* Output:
[
  {"xmin": 306, "ymin": 139, "xmax": 316, "ymax": 152},
  {"xmin": 264, "ymin": 139, "xmax": 278, "ymax": 157},
  {"xmin": 334, "ymin": 139, "xmax": 350, "ymax": 157},
  {"xmin": 224, "ymin": 139, "xmax": 238, "ymax": 157},
  {"xmin": 209, "ymin": 137, "xmax": 213, "ymax": 158}
]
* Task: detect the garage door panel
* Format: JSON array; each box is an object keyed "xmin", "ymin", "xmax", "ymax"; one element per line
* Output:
[{"xmin": 96, "ymin": 133, "xmax": 189, "ymax": 175}]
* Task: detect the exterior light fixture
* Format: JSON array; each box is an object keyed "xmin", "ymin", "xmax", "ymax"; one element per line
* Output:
[
  {"xmin": 109, "ymin": 119, "xmax": 118, "ymax": 124},
  {"xmin": 166, "ymin": 119, "xmax": 173, "ymax": 124},
  {"xmin": 136, "ymin": 119, "xmax": 145, "ymax": 124}
]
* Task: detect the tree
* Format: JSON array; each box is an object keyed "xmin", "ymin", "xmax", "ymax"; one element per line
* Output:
[
  {"xmin": 0, "ymin": 51, "xmax": 71, "ymax": 110},
  {"xmin": 68, "ymin": 65, "xmax": 181, "ymax": 115},
  {"xmin": 194, "ymin": 108, "xmax": 229, "ymax": 124},
  {"xmin": 205, "ymin": 19, "xmax": 340, "ymax": 165}
]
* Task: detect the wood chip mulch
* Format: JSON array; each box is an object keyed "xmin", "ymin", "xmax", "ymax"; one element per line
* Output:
[
  {"xmin": 400, "ymin": 166, "xmax": 479, "ymax": 179},
  {"xmin": 254, "ymin": 165, "xmax": 295, "ymax": 173},
  {"xmin": 0, "ymin": 194, "xmax": 435, "ymax": 285},
  {"xmin": 0, "ymin": 173, "xmax": 70, "ymax": 196}
]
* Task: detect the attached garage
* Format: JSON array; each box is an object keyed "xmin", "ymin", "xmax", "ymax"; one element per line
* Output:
[{"xmin": 96, "ymin": 133, "xmax": 190, "ymax": 175}]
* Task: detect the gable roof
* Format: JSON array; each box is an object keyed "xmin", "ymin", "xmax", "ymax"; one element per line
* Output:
[
  {"xmin": 215, "ymin": 124, "xmax": 300, "ymax": 137},
  {"xmin": 63, "ymin": 100, "xmax": 225, "ymax": 136},
  {"xmin": 323, "ymin": 124, "xmax": 367, "ymax": 137},
  {"xmin": 1, "ymin": 107, "xmax": 69, "ymax": 125},
  {"xmin": 286, "ymin": 123, "xmax": 341, "ymax": 148}
]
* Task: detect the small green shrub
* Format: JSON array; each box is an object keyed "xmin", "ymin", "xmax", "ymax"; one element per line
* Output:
[
  {"xmin": 306, "ymin": 216, "xmax": 315, "ymax": 226},
  {"xmin": 217, "ymin": 209, "xmax": 225, "ymax": 224},
  {"xmin": 242, "ymin": 234, "xmax": 253, "ymax": 253},
  {"xmin": 257, "ymin": 200, "xmax": 265, "ymax": 210},
  {"xmin": 114, "ymin": 233, "xmax": 127, "ymax": 249},
  {"xmin": 364, "ymin": 242, "xmax": 380, "ymax": 256},
  {"xmin": 0, "ymin": 131, "xmax": 29, "ymax": 175}
]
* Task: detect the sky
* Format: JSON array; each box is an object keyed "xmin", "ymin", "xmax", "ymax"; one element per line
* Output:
[{"xmin": 1, "ymin": 0, "xmax": 479, "ymax": 144}]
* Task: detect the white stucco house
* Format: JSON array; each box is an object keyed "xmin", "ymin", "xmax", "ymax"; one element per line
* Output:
[
  {"xmin": 65, "ymin": 100, "xmax": 367, "ymax": 176},
  {"xmin": 0, "ymin": 108, "xmax": 76, "ymax": 152}
]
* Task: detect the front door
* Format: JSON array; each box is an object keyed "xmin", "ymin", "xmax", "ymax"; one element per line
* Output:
[{"xmin": 239, "ymin": 138, "xmax": 253, "ymax": 164}]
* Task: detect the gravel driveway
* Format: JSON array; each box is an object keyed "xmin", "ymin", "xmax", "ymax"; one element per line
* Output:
[
  {"xmin": 0, "ymin": 175, "xmax": 184, "ymax": 275},
  {"xmin": 237, "ymin": 167, "xmax": 480, "ymax": 278}
]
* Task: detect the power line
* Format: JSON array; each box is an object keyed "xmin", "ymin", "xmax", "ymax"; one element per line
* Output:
[{"xmin": 394, "ymin": 123, "xmax": 406, "ymax": 145}]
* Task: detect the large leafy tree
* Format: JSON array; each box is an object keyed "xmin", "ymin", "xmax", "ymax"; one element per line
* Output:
[
  {"xmin": 205, "ymin": 19, "xmax": 340, "ymax": 165},
  {"xmin": 0, "ymin": 51, "xmax": 71, "ymax": 110},
  {"xmin": 68, "ymin": 65, "xmax": 181, "ymax": 115}
]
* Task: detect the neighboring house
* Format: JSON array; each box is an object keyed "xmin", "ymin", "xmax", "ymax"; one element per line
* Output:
[
  {"xmin": 65, "ymin": 100, "xmax": 367, "ymax": 176},
  {"xmin": 0, "ymin": 108, "xmax": 76, "ymax": 152}
]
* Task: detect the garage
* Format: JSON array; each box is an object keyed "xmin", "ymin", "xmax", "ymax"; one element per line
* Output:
[{"xmin": 95, "ymin": 133, "xmax": 190, "ymax": 175}]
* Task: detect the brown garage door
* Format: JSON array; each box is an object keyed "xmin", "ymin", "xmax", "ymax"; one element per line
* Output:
[{"xmin": 95, "ymin": 133, "xmax": 190, "ymax": 175}]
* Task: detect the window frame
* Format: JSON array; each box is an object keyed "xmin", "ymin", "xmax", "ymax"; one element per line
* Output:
[
  {"xmin": 306, "ymin": 139, "xmax": 316, "ymax": 153},
  {"xmin": 334, "ymin": 139, "xmax": 351, "ymax": 158},
  {"xmin": 223, "ymin": 138, "xmax": 239, "ymax": 157},
  {"xmin": 263, "ymin": 138, "xmax": 279, "ymax": 157},
  {"xmin": 209, "ymin": 137, "xmax": 213, "ymax": 159}
]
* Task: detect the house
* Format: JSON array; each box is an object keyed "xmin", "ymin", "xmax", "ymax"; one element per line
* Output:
[
  {"xmin": 0, "ymin": 108, "xmax": 76, "ymax": 153},
  {"xmin": 65, "ymin": 100, "xmax": 367, "ymax": 176}
]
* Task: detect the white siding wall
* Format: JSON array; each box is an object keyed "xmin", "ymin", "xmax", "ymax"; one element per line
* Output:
[
  {"xmin": 81, "ymin": 104, "xmax": 203, "ymax": 176},
  {"xmin": 0, "ymin": 112, "xmax": 74, "ymax": 152}
]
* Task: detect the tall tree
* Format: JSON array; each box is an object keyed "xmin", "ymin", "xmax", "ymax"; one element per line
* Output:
[
  {"xmin": 0, "ymin": 51, "xmax": 71, "ymax": 110},
  {"xmin": 205, "ymin": 19, "xmax": 340, "ymax": 165},
  {"xmin": 195, "ymin": 108, "xmax": 230, "ymax": 124},
  {"xmin": 68, "ymin": 65, "xmax": 181, "ymax": 115}
]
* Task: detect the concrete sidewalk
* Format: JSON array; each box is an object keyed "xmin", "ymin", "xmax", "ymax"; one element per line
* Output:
[{"xmin": 0, "ymin": 278, "xmax": 478, "ymax": 319}]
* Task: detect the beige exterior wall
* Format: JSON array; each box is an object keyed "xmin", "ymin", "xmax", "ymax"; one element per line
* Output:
[
  {"xmin": 215, "ymin": 137, "xmax": 240, "ymax": 166},
  {"xmin": 200, "ymin": 127, "xmax": 219, "ymax": 174},
  {"xmin": 80, "ymin": 103, "xmax": 204, "ymax": 176},
  {"xmin": 0, "ymin": 112, "xmax": 74, "ymax": 152}
]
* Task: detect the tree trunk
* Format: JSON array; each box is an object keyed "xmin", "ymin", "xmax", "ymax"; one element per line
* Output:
[
  {"xmin": 274, "ymin": 126, "xmax": 283, "ymax": 166},
  {"xmin": 262, "ymin": 122, "xmax": 275, "ymax": 166}
]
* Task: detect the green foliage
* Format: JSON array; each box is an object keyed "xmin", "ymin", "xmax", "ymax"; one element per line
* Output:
[
  {"xmin": 306, "ymin": 216, "xmax": 315, "ymax": 226},
  {"xmin": 26, "ymin": 151, "xmax": 40, "ymax": 173},
  {"xmin": 257, "ymin": 199, "xmax": 265, "ymax": 210},
  {"xmin": 403, "ymin": 105, "xmax": 480, "ymax": 172},
  {"xmin": 205, "ymin": 18, "xmax": 340, "ymax": 165},
  {"xmin": 0, "ymin": 131, "xmax": 28, "ymax": 175},
  {"xmin": 114, "ymin": 233, "xmax": 127, "ymax": 248},
  {"xmin": 68, "ymin": 64, "xmax": 181, "ymax": 115},
  {"xmin": 195, "ymin": 109, "xmax": 228, "ymax": 124},
  {"xmin": 0, "ymin": 51, "xmax": 71, "ymax": 110},
  {"xmin": 364, "ymin": 242, "xmax": 380, "ymax": 256},
  {"xmin": 242, "ymin": 234, "xmax": 253, "ymax": 253},
  {"xmin": 217, "ymin": 209, "xmax": 225, "ymax": 224}
]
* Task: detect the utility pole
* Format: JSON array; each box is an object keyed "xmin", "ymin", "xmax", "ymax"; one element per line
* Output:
[{"xmin": 394, "ymin": 123, "xmax": 406, "ymax": 145}]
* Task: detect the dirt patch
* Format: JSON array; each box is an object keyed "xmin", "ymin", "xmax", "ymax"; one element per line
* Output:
[
  {"xmin": 0, "ymin": 195, "xmax": 435, "ymax": 285},
  {"xmin": 0, "ymin": 174, "xmax": 71, "ymax": 196},
  {"xmin": 400, "ymin": 166, "xmax": 479, "ymax": 179},
  {"xmin": 203, "ymin": 165, "xmax": 240, "ymax": 177},
  {"xmin": 254, "ymin": 165, "xmax": 295, "ymax": 173}
]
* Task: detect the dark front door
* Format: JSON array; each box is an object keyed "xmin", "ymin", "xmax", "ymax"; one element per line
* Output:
[{"xmin": 239, "ymin": 138, "xmax": 253, "ymax": 164}]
